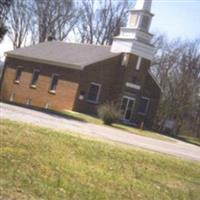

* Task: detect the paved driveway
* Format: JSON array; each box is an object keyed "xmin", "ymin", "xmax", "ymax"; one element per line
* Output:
[{"xmin": 0, "ymin": 102, "xmax": 200, "ymax": 161}]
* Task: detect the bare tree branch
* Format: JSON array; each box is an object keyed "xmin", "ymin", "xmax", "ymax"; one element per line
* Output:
[
  {"xmin": 7, "ymin": 0, "xmax": 31, "ymax": 48},
  {"xmin": 33, "ymin": 0, "xmax": 77, "ymax": 43},
  {"xmin": 77, "ymin": 0, "xmax": 129, "ymax": 45}
]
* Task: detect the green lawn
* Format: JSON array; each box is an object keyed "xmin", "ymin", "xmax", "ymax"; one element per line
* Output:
[
  {"xmin": 177, "ymin": 135, "xmax": 200, "ymax": 147},
  {"xmin": 63, "ymin": 110, "xmax": 102, "ymax": 125},
  {"xmin": 0, "ymin": 119, "xmax": 200, "ymax": 200},
  {"xmin": 62, "ymin": 110, "xmax": 174, "ymax": 142}
]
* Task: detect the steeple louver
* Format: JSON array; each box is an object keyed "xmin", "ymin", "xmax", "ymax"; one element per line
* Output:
[{"xmin": 111, "ymin": 0, "xmax": 155, "ymax": 60}]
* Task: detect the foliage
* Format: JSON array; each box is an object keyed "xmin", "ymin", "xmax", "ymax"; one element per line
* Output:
[
  {"xmin": 3, "ymin": 0, "xmax": 130, "ymax": 47},
  {"xmin": 1, "ymin": 119, "xmax": 200, "ymax": 200},
  {"xmin": 62, "ymin": 110, "xmax": 174, "ymax": 141},
  {"xmin": 77, "ymin": 0, "xmax": 129, "ymax": 45},
  {"xmin": 98, "ymin": 102, "xmax": 121, "ymax": 125},
  {"xmin": 7, "ymin": 0, "xmax": 31, "ymax": 48},
  {"xmin": 33, "ymin": 0, "xmax": 77, "ymax": 43},
  {"xmin": 0, "ymin": 0, "xmax": 12, "ymax": 42},
  {"xmin": 151, "ymin": 35, "xmax": 200, "ymax": 137}
]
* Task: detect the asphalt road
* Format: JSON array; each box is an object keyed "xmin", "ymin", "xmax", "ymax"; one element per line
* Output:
[{"xmin": 0, "ymin": 102, "xmax": 200, "ymax": 161}]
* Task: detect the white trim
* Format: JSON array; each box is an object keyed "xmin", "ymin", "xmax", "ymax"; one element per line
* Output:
[
  {"xmin": 26, "ymin": 97, "xmax": 32, "ymax": 106},
  {"xmin": 45, "ymin": 103, "xmax": 50, "ymax": 109},
  {"xmin": 126, "ymin": 82, "xmax": 141, "ymax": 90},
  {"xmin": 121, "ymin": 96, "xmax": 136, "ymax": 121},
  {"xmin": 136, "ymin": 56, "xmax": 142, "ymax": 70},
  {"xmin": 10, "ymin": 93, "xmax": 15, "ymax": 102},
  {"xmin": 87, "ymin": 82, "xmax": 102, "ymax": 103},
  {"xmin": 6, "ymin": 54, "xmax": 82, "ymax": 70},
  {"xmin": 148, "ymin": 70, "xmax": 163, "ymax": 92},
  {"xmin": 121, "ymin": 53, "xmax": 129, "ymax": 66},
  {"xmin": 79, "ymin": 95, "xmax": 84, "ymax": 100},
  {"xmin": 111, "ymin": 38, "xmax": 154, "ymax": 60},
  {"xmin": 138, "ymin": 96, "xmax": 150, "ymax": 115}
]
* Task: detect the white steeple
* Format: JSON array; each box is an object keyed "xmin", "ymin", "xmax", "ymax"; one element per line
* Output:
[
  {"xmin": 134, "ymin": 0, "xmax": 152, "ymax": 11},
  {"xmin": 111, "ymin": 0, "xmax": 155, "ymax": 60}
]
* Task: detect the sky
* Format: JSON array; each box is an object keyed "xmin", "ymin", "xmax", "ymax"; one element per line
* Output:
[
  {"xmin": 151, "ymin": 0, "xmax": 200, "ymax": 39},
  {"xmin": 0, "ymin": 0, "xmax": 200, "ymax": 60}
]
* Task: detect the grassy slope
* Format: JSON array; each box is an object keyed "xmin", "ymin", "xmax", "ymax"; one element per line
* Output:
[
  {"xmin": 177, "ymin": 135, "xmax": 200, "ymax": 147},
  {"xmin": 63, "ymin": 110, "xmax": 174, "ymax": 142},
  {"xmin": 0, "ymin": 119, "xmax": 200, "ymax": 200}
]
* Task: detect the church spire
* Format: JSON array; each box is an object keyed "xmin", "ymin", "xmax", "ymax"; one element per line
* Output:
[
  {"xmin": 111, "ymin": 0, "xmax": 155, "ymax": 60},
  {"xmin": 127, "ymin": 0, "xmax": 153, "ymax": 32},
  {"xmin": 134, "ymin": 0, "xmax": 152, "ymax": 11}
]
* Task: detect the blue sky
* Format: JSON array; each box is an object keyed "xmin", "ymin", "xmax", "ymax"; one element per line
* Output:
[
  {"xmin": 1, "ymin": 0, "xmax": 200, "ymax": 60},
  {"xmin": 151, "ymin": 0, "xmax": 200, "ymax": 39}
]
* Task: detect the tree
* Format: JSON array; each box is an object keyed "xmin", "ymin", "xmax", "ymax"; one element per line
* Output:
[
  {"xmin": 77, "ymin": 0, "xmax": 129, "ymax": 45},
  {"xmin": 151, "ymin": 35, "xmax": 200, "ymax": 137},
  {"xmin": 7, "ymin": 0, "xmax": 31, "ymax": 48},
  {"xmin": 0, "ymin": 0, "xmax": 12, "ymax": 42},
  {"xmin": 33, "ymin": 0, "xmax": 77, "ymax": 43}
]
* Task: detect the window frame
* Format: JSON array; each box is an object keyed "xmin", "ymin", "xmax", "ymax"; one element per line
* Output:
[
  {"xmin": 30, "ymin": 69, "xmax": 40, "ymax": 88},
  {"xmin": 87, "ymin": 82, "xmax": 102, "ymax": 103},
  {"xmin": 49, "ymin": 73, "xmax": 59, "ymax": 94},
  {"xmin": 138, "ymin": 96, "xmax": 150, "ymax": 116},
  {"xmin": 14, "ymin": 66, "xmax": 23, "ymax": 84}
]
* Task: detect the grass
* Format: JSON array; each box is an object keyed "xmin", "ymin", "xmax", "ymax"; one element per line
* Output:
[
  {"xmin": 113, "ymin": 124, "xmax": 174, "ymax": 142},
  {"xmin": 176, "ymin": 135, "xmax": 200, "ymax": 147},
  {"xmin": 62, "ymin": 110, "xmax": 174, "ymax": 142},
  {"xmin": 62, "ymin": 110, "xmax": 102, "ymax": 125},
  {"xmin": 0, "ymin": 119, "xmax": 200, "ymax": 200}
]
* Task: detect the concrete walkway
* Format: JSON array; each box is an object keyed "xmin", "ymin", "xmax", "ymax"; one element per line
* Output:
[{"xmin": 0, "ymin": 102, "xmax": 200, "ymax": 161}]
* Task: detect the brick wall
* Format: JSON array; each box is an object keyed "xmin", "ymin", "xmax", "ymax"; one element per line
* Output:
[
  {"xmin": 0, "ymin": 54, "xmax": 161, "ymax": 129},
  {"xmin": 74, "ymin": 55, "xmax": 123, "ymax": 114},
  {"xmin": 140, "ymin": 72, "xmax": 161, "ymax": 128},
  {"xmin": 118, "ymin": 53, "xmax": 161, "ymax": 128},
  {"xmin": 0, "ymin": 57, "xmax": 80, "ymax": 111}
]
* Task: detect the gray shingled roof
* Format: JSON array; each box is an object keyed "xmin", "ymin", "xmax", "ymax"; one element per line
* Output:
[{"xmin": 6, "ymin": 41, "xmax": 119, "ymax": 70}]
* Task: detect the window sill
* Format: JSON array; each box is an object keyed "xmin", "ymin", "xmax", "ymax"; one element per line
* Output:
[
  {"xmin": 49, "ymin": 90, "xmax": 56, "ymax": 95},
  {"xmin": 13, "ymin": 80, "xmax": 20, "ymax": 84},
  {"xmin": 86, "ymin": 99, "xmax": 99, "ymax": 104},
  {"xmin": 30, "ymin": 85, "xmax": 37, "ymax": 89}
]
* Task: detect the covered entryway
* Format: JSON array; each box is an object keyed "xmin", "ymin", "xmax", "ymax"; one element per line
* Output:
[{"xmin": 121, "ymin": 96, "xmax": 136, "ymax": 122}]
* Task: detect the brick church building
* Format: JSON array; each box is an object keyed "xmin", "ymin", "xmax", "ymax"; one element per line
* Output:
[{"xmin": 0, "ymin": 0, "xmax": 161, "ymax": 128}]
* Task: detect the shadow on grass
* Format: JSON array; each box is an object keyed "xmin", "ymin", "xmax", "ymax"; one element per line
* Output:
[
  {"xmin": 44, "ymin": 109, "xmax": 88, "ymax": 123},
  {"xmin": 2, "ymin": 101, "xmax": 200, "ymax": 146},
  {"xmin": 173, "ymin": 135, "xmax": 200, "ymax": 147},
  {"xmin": 1, "ymin": 101, "xmax": 87, "ymax": 123}
]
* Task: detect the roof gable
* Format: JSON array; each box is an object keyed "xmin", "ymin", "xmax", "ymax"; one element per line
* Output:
[{"xmin": 6, "ymin": 41, "xmax": 120, "ymax": 70}]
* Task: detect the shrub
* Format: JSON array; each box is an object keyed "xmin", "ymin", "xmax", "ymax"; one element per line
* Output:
[{"xmin": 97, "ymin": 102, "xmax": 121, "ymax": 125}]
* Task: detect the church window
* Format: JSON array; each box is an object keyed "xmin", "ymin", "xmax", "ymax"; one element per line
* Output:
[
  {"xmin": 30, "ymin": 69, "xmax": 40, "ymax": 87},
  {"xmin": 129, "ymin": 14, "xmax": 138, "ymax": 27},
  {"xmin": 141, "ymin": 16, "xmax": 150, "ymax": 31},
  {"xmin": 49, "ymin": 73, "xmax": 59, "ymax": 93},
  {"xmin": 87, "ymin": 82, "xmax": 101, "ymax": 103},
  {"xmin": 138, "ymin": 97, "xmax": 150, "ymax": 115},
  {"xmin": 14, "ymin": 66, "xmax": 23, "ymax": 83}
]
